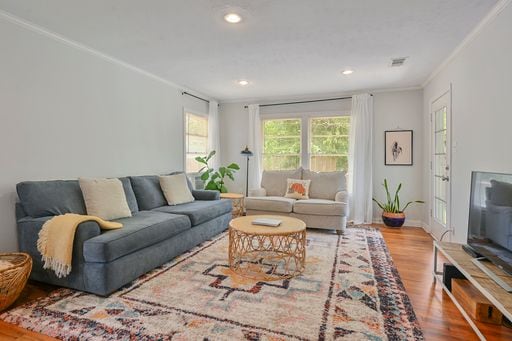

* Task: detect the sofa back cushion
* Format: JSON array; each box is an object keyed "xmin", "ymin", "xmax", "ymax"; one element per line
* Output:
[
  {"xmin": 17, "ymin": 177, "xmax": 140, "ymax": 218},
  {"xmin": 261, "ymin": 168, "xmax": 302, "ymax": 197},
  {"xmin": 119, "ymin": 177, "xmax": 139, "ymax": 213},
  {"xmin": 302, "ymin": 169, "xmax": 346, "ymax": 200},
  {"xmin": 17, "ymin": 180, "xmax": 87, "ymax": 218},
  {"xmin": 129, "ymin": 175, "xmax": 167, "ymax": 210}
]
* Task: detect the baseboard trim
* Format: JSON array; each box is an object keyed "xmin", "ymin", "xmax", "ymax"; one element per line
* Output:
[{"xmin": 372, "ymin": 218, "xmax": 424, "ymax": 228}]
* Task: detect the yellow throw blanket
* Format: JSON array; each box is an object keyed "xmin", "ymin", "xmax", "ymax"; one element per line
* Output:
[{"xmin": 37, "ymin": 213, "xmax": 122, "ymax": 278}]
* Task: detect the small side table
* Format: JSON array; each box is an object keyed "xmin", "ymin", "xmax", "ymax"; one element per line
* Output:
[{"xmin": 220, "ymin": 193, "xmax": 245, "ymax": 218}]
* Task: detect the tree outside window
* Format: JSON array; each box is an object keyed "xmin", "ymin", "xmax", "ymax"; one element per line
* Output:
[{"xmin": 262, "ymin": 115, "xmax": 350, "ymax": 172}]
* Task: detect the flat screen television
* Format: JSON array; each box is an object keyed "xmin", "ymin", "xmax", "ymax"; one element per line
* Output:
[{"xmin": 467, "ymin": 171, "xmax": 512, "ymax": 275}]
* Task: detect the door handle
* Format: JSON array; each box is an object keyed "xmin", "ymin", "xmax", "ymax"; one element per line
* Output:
[{"xmin": 441, "ymin": 176, "xmax": 449, "ymax": 182}]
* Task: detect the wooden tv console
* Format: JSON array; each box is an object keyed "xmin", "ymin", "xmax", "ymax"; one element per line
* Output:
[{"xmin": 433, "ymin": 241, "xmax": 512, "ymax": 340}]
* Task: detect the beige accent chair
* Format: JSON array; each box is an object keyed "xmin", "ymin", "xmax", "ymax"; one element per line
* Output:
[{"xmin": 246, "ymin": 168, "xmax": 349, "ymax": 234}]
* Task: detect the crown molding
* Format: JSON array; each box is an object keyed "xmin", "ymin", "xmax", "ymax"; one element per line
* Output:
[
  {"xmin": 422, "ymin": 0, "xmax": 512, "ymax": 88},
  {"xmin": 0, "ymin": 9, "xmax": 215, "ymax": 102},
  {"xmin": 218, "ymin": 86, "xmax": 423, "ymax": 105}
]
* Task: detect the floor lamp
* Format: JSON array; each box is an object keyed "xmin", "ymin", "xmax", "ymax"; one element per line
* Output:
[{"xmin": 240, "ymin": 146, "xmax": 253, "ymax": 197}]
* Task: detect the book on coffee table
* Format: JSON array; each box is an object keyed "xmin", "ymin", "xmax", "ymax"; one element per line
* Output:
[{"xmin": 251, "ymin": 218, "xmax": 282, "ymax": 227}]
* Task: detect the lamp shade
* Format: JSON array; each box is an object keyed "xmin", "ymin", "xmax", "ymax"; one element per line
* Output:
[{"xmin": 240, "ymin": 146, "xmax": 253, "ymax": 157}]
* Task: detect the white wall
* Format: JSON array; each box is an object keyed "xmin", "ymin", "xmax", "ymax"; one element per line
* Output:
[
  {"xmin": 423, "ymin": 3, "xmax": 512, "ymax": 243},
  {"xmin": 220, "ymin": 89, "xmax": 425, "ymax": 225},
  {"xmin": 373, "ymin": 90, "xmax": 424, "ymax": 225},
  {"xmin": 0, "ymin": 16, "xmax": 208, "ymax": 251}
]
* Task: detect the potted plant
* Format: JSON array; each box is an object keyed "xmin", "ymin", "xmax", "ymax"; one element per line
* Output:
[
  {"xmin": 195, "ymin": 151, "xmax": 240, "ymax": 193},
  {"xmin": 373, "ymin": 179, "xmax": 424, "ymax": 228}
]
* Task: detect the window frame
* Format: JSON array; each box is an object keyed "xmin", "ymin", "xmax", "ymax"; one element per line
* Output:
[
  {"xmin": 260, "ymin": 110, "xmax": 350, "ymax": 171},
  {"xmin": 183, "ymin": 108, "xmax": 209, "ymax": 174}
]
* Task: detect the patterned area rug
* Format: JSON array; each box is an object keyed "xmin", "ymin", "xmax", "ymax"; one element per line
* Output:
[{"xmin": 1, "ymin": 227, "xmax": 423, "ymax": 340}]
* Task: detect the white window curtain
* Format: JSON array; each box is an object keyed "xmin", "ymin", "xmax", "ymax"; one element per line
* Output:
[
  {"xmin": 208, "ymin": 100, "xmax": 220, "ymax": 169},
  {"xmin": 247, "ymin": 104, "xmax": 262, "ymax": 191},
  {"xmin": 348, "ymin": 93, "xmax": 374, "ymax": 224}
]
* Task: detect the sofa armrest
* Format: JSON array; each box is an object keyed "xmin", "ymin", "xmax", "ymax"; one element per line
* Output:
[
  {"xmin": 249, "ymin": 188, "xmax": 267, "ymax": 197},
  {"xmin": 192, "ymin": 189, "xmax": 220, "ymax": 201},
  {"xmin": 17, "ymin": 216, "xmax": 101, "ymax": 260},
  {"xmin": 335, "ymin": 191, "xmax": 349, "ymax": 204}
]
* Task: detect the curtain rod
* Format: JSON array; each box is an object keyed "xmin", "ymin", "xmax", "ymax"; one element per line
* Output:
[
  {"xmin": 182, "ymin": 91, "xmax": 209, "ymax": 103},
  {"xmin": 243, "ymin": 94, "xmax": 373, "ymax": 109}
]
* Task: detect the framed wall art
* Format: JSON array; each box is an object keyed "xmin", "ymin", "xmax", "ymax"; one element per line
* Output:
[{"xmin": 385, "ymin": 130, "xmax": 413, "ymax": 166}]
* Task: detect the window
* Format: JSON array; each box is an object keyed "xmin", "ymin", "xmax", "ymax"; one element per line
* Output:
[
  {"xmin": 309, "ymin": 116, "xmax": 350, "ymax": 172},
  {"xmin": 261, "ymin": 115, "xmax": 350, "ymax": 172},
  {"xmin": 185, "ymin": 112, "xmax": 208, "ymax": 173},
  {"xmin": 262, "ymin": 119, "xmax": 301, "ymax": 170}
]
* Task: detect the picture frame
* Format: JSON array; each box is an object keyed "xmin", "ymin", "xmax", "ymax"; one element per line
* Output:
[{"xmin": 385, "ymin": 130, "xmax": 413, "ymax": 166}]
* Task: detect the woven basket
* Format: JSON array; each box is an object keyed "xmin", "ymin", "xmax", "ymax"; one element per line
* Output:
[{"xmin": 0, "ymin": 253, "xmax": 32, "ymax": 312}]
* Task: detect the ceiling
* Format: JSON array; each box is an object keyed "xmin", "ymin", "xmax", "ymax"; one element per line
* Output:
[{"xmin": 0, "ymin": 0, "xmax": 499, "ymax": 101}]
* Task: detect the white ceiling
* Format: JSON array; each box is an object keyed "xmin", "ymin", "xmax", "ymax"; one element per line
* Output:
[{"xmin": 0, "ymin": 0, "xmax": 499, "ymax": 101}]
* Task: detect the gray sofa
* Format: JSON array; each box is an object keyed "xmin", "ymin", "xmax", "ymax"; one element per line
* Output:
[
  {"xmin": 245, "ymin": 168, "xmax": 348, "ymax": 233},
  {"xmin": 16, "ymin": 174, "xmax": 231, "ymax": 296}
]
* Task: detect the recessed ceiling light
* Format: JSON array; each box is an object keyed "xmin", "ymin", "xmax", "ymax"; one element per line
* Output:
[
  {"xmin": 238, "ymin": 80, "xmax": 249, "ymax": 86},
  {"xmin": 342, "ymin": 69, "xmax": 354, "ymax": 75},
  {"xmin": 224, "ymin": 13, "xmax": 242, "ymax": 23}
]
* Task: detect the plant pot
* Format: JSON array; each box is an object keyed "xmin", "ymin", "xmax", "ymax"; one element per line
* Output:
[{"xmin": 382, "ymin": 212, "xmax": 405, "ymax": 228}]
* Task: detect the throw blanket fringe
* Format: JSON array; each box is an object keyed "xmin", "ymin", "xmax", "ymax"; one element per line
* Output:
[{"xmin": 37, "ymin": 213, "xmax": 122, "ymax": 278}]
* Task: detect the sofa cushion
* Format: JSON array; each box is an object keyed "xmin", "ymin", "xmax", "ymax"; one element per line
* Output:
[
  {"xmin": 302, "ymin": 169, "xmax": 346, "ymax": 200},
  {"xmin": 160, "ymin": 174, "xmax": 195, "ymax": 205},
  {"xmin": 119, "ymin": 177, "xmax": 139, "ymax": 213},
  {"xmin": 245, "ymin": 196, "xmax": 296, "ymax": 213},
  {"xmin": 79, "ymin": 178, "xmax": 132, "ymax": 220},
  {"xmin": 129, "ymin": 175, "xmax": 167, "ymax": 210},
  {"xmin": 17, "ymin": 178, "xmax": 139, "ymax": 219},
  {"xmin": 83, "ymin": 211, "xmax": 191, "ymax": 263},
  {"xmin": 17, "ymin": 180, "xmax": 87, "ymax": 218},
  {"xmin": 293, "ymin": 199, "xmax": 347, "ymax": 216},
  {"xmin": 261, "ymin": 169, "xmax": 302, "ymax": 197},
  {"xmin": 153, "ymin": 200, "xmax": 231, "ymax": 226},
  {"xmin": 285, "ymin": 178, "xmax": 311, "ymax": 199}
]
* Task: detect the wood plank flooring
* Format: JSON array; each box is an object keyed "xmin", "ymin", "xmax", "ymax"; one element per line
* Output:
[{"xmin": 1, "ymin": 225, "xmax": 511, "ymax": 340}]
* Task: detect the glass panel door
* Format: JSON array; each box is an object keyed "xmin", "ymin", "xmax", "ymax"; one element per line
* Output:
[
  {"xmin": 431, "ymin": 90, "xmax": 451, "ymax": 240},
  {"xmin": 433, "ymin": 106, "xmax": 448, "ymax": 226}
]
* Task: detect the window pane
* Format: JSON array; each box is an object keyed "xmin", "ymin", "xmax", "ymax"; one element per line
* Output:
[
  {"xmin": 310, "ymin": 155, "xmax": 348, "ymax": 173},
  {"xmin": 264, "ymin": 137, "xmax": 301, "ymax": 154},
  {"xmin": 188, "ymin": 135, "xmax": 208, "ymax": 153},
  {"xmin": 263, "ymin": 119, "xmax": 301, "ymax": 171},
  {"xmin": 263, "ymin": 155, "xmax": 301, "ymax": 171},
  {"xmin": 186, "ymin": 154, "xmax": 203, "ymax": 173},
  {"xmin": 187, "ymin": 114, "xmax": 208, "ymax": 136},
  {"xmin": 264, "ymin": 119, "xmax": 301, "ymax": 137},
  {"xmin": 309, "ymin": 116, "xmax": 350, "ymax": 172},
  {"xmin": 185, "ymin": 112, "xmax": 208, "ymax": 173},
  {"xmin": 310, "ymin": 136, "xmax": 349, "ymax": 154},
  {"xmin": 311, "ymin": 117, "xmax": 350, "ymax": 135}
]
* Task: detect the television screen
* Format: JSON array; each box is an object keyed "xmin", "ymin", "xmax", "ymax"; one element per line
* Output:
[{"xmin": 467, "ymin": 171, "xmax": 512, "ymax": 275}]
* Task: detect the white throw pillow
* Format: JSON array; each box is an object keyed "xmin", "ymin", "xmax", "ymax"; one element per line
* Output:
[
  {"xmin": 79, "ymin": 178, "xmax": 132, "ymax": 220},
  {"xmin": 284, "ymin": 178, "xmax": 311, "ymax": 200},
  {"xmin": 159, "ymin": 173, "xmax": 195, "ymax": 206}
]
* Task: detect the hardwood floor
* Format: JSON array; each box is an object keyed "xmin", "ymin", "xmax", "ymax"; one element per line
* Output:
[{"xmin": 1, "ymin": 225, "xmax": 511, "ymax": 340}]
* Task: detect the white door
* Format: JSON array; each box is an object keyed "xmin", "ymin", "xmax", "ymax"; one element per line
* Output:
[{"xmin": 431, "ymin": 90, "xmax": 451, "ymax": 240}]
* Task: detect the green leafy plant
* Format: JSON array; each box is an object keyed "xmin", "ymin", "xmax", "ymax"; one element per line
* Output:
[
  {"xmin": 373, "ymin": 179, "xmax": 424, "ymax": 213},
  {"xmin": 195, "ymin": 151, "xmax": 240, "ymax": 193}
]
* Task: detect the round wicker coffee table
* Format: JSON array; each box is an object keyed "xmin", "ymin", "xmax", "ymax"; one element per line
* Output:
[{"xmin": 228, "ymin": 215, "xmax": 306, "ymax": 281}]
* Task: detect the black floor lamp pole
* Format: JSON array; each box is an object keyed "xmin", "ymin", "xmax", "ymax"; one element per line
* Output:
[
  {"xmin": 240, "ymin": 146, "xmax": 253, "ymax": 197},
  {"xmin": 245, "ymin": 156, "xmax": 250, "ymax": 197}
]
